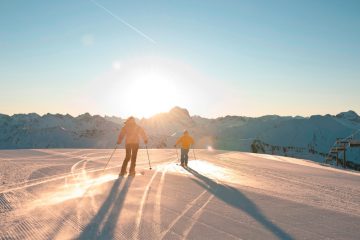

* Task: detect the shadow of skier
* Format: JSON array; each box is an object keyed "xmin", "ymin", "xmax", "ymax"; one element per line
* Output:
[
  {"xmin": 77, "ymin": 177, "xmax": 133, "ymax": 240},
  {"xmin": 185, "ymin": 167, "xmax": 294, "ymax": 240}
]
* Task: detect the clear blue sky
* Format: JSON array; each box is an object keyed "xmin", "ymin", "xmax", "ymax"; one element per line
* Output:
[{"xmin": 1, "ymin": 0, "xmax": 359, "ymax": 118}]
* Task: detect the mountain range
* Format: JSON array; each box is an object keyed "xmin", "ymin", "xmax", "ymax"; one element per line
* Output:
[{"xmin": 1, "ymin": 107, "xmax": 359, "ymax": 167}]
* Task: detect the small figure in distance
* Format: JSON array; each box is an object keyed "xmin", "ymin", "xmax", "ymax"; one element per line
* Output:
[
  {"xmin": 174, "ymin": 130, "xmax": 195, "ymax": 168},
  {"xmin": 117, "ymin": 117, "xmax": 148, "ymax": 177}
]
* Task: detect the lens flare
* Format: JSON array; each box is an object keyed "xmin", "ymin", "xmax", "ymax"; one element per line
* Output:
[{"xmin": 112, "ymin": 61, "xmax": 122, "ymax": 70}]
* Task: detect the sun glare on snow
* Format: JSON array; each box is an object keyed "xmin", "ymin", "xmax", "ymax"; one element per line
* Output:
[{"xmin": 30, "ymin": 174, "xmax": 118, "ymax": 207}]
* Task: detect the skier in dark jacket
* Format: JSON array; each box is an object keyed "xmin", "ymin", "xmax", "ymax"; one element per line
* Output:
[{"xmin": 117, "ymin": 117, "xmax": 148, "ymax": 176}]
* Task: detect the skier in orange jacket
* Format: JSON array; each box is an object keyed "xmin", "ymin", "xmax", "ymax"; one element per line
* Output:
[
  {"xmin": 174, "ymin": 130, "xmax": 195, "ymax": 167},
  {"xmin": 117, "ymin": 117, "xmax": 148, "ymax": 176}
]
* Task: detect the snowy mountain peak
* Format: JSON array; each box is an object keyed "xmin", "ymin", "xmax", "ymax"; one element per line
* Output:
[
  {"xmin": 12, "ymin": 113, "xmax": 40, "ymax": 121},
  {"xmin": 336, "ymin": 110, "xmax": 360, "ymax": 122},
  {"xmin": 77, "ymin": 112, "xmax": 92, "ymax": 119},
  {"xmin": 169, "ymin": 106, "xmax": 190, "ymax": 118}
]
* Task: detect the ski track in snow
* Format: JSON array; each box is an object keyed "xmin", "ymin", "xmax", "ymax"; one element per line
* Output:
[
  {"xmin": 213, "ymin": 153, "xmax": 360, "ymax": 216},
  {"xmin": 0, "ymin": 149, "xmax": 359, "ymax": 240}
]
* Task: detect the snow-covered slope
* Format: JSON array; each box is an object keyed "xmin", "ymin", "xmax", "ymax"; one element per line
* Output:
[
  {"xmin": 1, "ymin": 107, "xmax": 359, "ymax": 166},
  {"xmin": 0, "ymin": 149, "xmax": 359, "ymax": 239},
  {"xmin": 0, "ymin": 113, "xmax": 121, "ymax": 148}
]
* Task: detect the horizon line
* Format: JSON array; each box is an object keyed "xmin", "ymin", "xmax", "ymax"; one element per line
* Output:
[{"xmin": 0, "ymin": 107, "xmax": 357, "ymax": 119}]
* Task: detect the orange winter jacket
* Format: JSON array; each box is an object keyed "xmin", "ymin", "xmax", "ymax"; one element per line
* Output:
[
  {"xmin": 117, "ymin": 122, "xmax": 148, "ymax": 145},
  {"xmin": 175, "ymin": 134, "xmax": 195, "ymax": 149}
]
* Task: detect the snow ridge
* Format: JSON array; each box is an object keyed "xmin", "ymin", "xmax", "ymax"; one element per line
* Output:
[{"xmin": 0, "ymin": 108, "xmax": 359, "ymax": 165}]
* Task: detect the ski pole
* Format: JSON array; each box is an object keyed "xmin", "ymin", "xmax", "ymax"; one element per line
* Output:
[
  {"xmin": 146, "ymin": 145, "xmax": 152, "ymax": 170},
  {"xmin": 192, "ymin": 147, "xmax": 197, "ymax": 160},
  {"xmin": 103, "ymin": 144, "xmax": 118, "ymax": 172}
]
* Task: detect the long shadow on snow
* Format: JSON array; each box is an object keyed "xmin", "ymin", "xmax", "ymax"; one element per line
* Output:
[
  {"xmin": 77, "ymin": 177, "xmax": 133, "ymax": 240},
  {"xmin": 185, "ymin": 167, "xmax": 294, "ymax": 240}
]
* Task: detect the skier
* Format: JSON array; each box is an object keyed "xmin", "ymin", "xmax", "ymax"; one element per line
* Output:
[
  {"xmin": 117, "ymin": 117, "xmax": 148, "ymax": 176},
  {"xmin": 174, "ymin": 130, "xmax": 195, "ymax": 167}
]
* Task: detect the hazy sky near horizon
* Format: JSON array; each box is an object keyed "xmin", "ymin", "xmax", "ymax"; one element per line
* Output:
[{"xmin": 1, "ymin": 0, "xmax": 360, "ymax": 118}]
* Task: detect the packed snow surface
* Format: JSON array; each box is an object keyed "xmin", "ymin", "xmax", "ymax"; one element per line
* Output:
[{"xmin": 0, "ymin": 149, "xmax": 359, "ymax": 239}]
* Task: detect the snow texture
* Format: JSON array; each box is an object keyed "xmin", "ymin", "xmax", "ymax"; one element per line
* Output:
[{"xmin": 0, "ymin": 149, "xmax": 359, "ymax": 239}]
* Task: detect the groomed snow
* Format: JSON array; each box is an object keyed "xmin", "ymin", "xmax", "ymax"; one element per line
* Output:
[{"xmin": 0, "ymin": 149, "xmax": 359, "ymax": 239}]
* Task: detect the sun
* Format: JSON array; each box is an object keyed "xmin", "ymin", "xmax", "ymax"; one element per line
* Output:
[
  {"xmin": 109, "ymin": 64, "xmax": 183, "ymax": 118},
  {"xmin": 95, "ymin": 57, "xmax": 198, "ymax": 118},
  {"xmin": 123, "ymin": 73, "xmax": 178, "ymax": 117}
]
